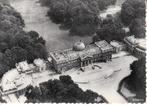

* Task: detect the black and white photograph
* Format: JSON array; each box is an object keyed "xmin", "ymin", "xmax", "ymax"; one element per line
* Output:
[{"xmin": 0, "ymin": 0, "xmax": 146, "ymax": 103}]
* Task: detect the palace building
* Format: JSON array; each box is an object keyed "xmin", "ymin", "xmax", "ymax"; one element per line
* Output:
[
  {"xmin": 124, "ymin": 36, "xmax": 146, "ymax": 58},
  {"xmin": 49, "ymin": 40, "xmax": 114, "ymax": 72}
]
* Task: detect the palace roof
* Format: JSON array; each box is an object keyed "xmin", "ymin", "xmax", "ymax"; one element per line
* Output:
[
  {"xmin": 50, "ymin": 40, "xmax": 113, "ymax": 64},
  {"xmin": 95, "ymin": 40, "xmax": 114, "ymax": 53},
  {"xmin": 124, "ymin": 36, "xmax": 146, "ymax": 50}
]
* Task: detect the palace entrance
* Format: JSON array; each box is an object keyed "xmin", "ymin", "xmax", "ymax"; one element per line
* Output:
[{"xmin": 80, "ymin": 56, "xmax": 93, "ymax": 67}]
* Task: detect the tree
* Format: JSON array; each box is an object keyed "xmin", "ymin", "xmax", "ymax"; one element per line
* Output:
[
  {"xmin": 129, "ymin": 57, "xmax": 146, "ymax": 100},
  {"xmin": 121, "ymin": 0, "xmax": 145, "ymax": 25},
  {"xmin": 0, "ymin": 52, "xmax": 9, "ymax": 78},
  {"xmin": 0, "ymin": 42, "xmax": 8, "ymax": 52},
  {"xmin": 36, "ymin": 37, "xmax": 46, "ymax": 45},
  {"xmin": 25, "ymin": 86, "xmax": 42, "ymax": 103},
  {"xmin": 24, "ymin": 45, "xmax": 36, "ymax": 63},
  {"xmin": 59, "ymin": 75, "xmax": 74, "ymax": 85},
  {"xmin": 10, "ymin": 47, "xmax": 28, "ymax": 63},
  {"xmin": 0, "ymin": 3, "xmax": 48, "ymax": 77},
  {"xmin": 96, "ymin": 0, "xmax": 116, "ymax": 10},
  {"xmin": 33, "ymin": 43, "xmax": 48, "ymax": 59},
  {"xmin": 14, "ymin": 34, "xmax": 31, "ymax": 48},
  {"xmin": 3, "ymin": 47, "xmax": 28, "ymax": 68},
  {"xmin": 69, "ymin": 0, "xmax": 101, "ymax": 36},
  {"xmin": 28, "ymin": 31, "xmax": 39, "ymax": 39},
  {"xmin": 27, "ymin": 31, "xmax": 46, "ymax": 45},
  {"xmin": 3, "ymin": 49, "xmax": 16, "ymax": 68},
  {"xmin": 25, "ymin": 75, "xmax": 107, "ymax": 103},
  {"xmin": 0, "ymin": 62, "xmax": 9, "ymax": 78},
  {"xmin": 94, "ymin": 14, "xmax": 126, "ymax": 42},
  {"xmin": 129, "ymin": 18, "xmax": 145, "ymax": 38},
  {"xmin": 40, "ymin": 0, "xmax": 117, "ymax": 36}
]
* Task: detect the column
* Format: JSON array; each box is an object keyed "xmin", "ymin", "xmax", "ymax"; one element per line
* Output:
[
  {"xmin": 82, "ymin": 61, "xmax": 84, "ymax": 67},
  {"xmin": 91, "ymin": 60, "xmax": 93, "ymax": 64},
  {"xmin": 87, "ymin": 60, "xmax": 89, "ymax": 66},
  {"xmin": 84, "ymin": 61, "xmax": 86, "ymax": 66},
  {"xmin": 86, "ymin": 60, "xmax": 88, "ymax": 66},
  {"xmin": 81, "ymin": 62, "xmax": 83, "ymax": 67},
  {"xmin": 90, "ymin": 59, "xmax": 92, "ymax": 64},
  {"xmin": 89, "ymin": 59, "xmax": 91, "ymax": 64}
]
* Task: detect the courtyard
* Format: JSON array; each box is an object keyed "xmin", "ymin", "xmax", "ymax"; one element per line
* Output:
[
  {"xmin": 1, "ymin": 53, "xmax": 137, "ymax": 103},
  {"xmin": 32, "ymin": 54, "xmax": 137, "ymax": 103}
]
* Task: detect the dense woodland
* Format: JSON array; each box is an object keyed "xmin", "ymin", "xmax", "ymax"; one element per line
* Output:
[
  {"xmin": 25, "ymin": 75, "xmax": 107, "ymax": 103},
  {"xmin": 40, "ymin": 0, "xmax": 145, "ymax": 39},
  {"xmin": 121, "ymin": 0, "xmax": 146, "ymax": 38},
  {"xmin": 94, "ymin": 0, "xmax": 146, "ymax": 42},
  {"xmin": 93, "ymin": 13, "xmax": 127, "ymax": 42},
  {"xmin": 0, "ymin": 3, "xmax": 48, "ymax": 78},
  {"xmin": 39, "ymin": 0, "xmax": 116, "ymax": 36},
  {"xmin": 119, "ymin": 57, "xmax": 146, "ymax": 102}
]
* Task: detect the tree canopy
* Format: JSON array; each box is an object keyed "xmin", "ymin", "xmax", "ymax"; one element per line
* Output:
[
  {"xmin": 124, "ymin": 57, "xmax": 146, "ymax": 101},
  {"xmin": 93, "ymin": 13, "xmax": 127, "ymax": 42},
  {"xmin": 39, "ymin": 0, "xmax": 116, "ymax": 36},
  {"xmin": 121, "ymin": 0, "xmax": 145, "ymax": 25},
  {"xmin": 0, "ymin": 3, "xmax": 48, "ymax": 78},
  {"xmin": 130, "ymin": 57, "xmax": 146, "ymax": 95},
  {"xmin": 121, "ymin": 0, "xmax": 145, "ymax": 38},
  {"xmin": 25, "ymin": 75, "xmax": 107, "ymax": 103},
  {"xmin": 129, "ymin": 18, "xmax": 145, "ymax": 38}
]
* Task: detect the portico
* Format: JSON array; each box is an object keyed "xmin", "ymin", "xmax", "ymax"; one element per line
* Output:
[{"xmin": 80, "ymin": 56, "xmax": 93, "ymax": 67}]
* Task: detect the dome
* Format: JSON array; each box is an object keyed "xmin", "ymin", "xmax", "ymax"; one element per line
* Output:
[{"xmin": 73, "ymin": 41, "xmax": 86, "ymax": 51}]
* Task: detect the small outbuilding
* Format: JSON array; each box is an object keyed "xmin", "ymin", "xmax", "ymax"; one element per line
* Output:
[
  {"xmin": 33, "ymin": 59, "xmax": 46, "ymax": 72},
  {"xmin": 16, "ymin": 61, "xmax": 34, "ymax": 74},
  {"xmin": 110, "ymin": 41, "xmax": 126, "ymax": 53}
]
